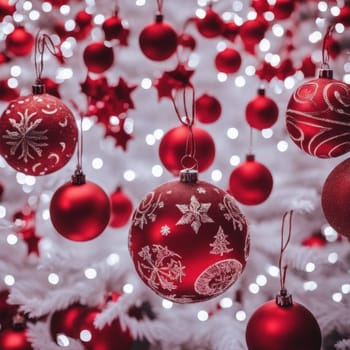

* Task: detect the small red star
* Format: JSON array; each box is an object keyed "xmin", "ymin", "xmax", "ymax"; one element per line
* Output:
[
  {"xmin": 109, "ymin": 77, "xmax": 137, "ymax": 114},
  {"xmin": 21, "ymin": 229, "xmax": 42, "ymax": 256},
  {"xmin": 255, "ymin": 61, "xmax": 277, "ymax": 83},
  {"xmin": 104, "ymin": 116, "xmax": 133, "ymax": 151},
  {"xmin": 80, "ymin": 75, "xmax": 110, "ymax": 100}
]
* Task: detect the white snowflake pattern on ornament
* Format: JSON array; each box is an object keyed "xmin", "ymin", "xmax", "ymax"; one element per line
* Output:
[
  {"xmin": 209, "ymin": 226, "xmax": 234, "ymax": 256},
  {"xmin": 133, "ymin": 192, "xmax": 164, "ymax": 229},
  {"xmin": 176, "ymin": 195, "xmax": 214, "ymax": 234},
  {"xmin": 137, "ymin": 244, "xmax": 186, "ymax": 291},
  {"xmin": 219, "ymin": 194, "xmax": 246, "ymax": 231},
  {"xmin": 3, "ymin": 109, "xmax": 48, "ymax": 162},
  {"xmin": 160, "ymin": 225, "xmax": 171, "ymax": 236}
]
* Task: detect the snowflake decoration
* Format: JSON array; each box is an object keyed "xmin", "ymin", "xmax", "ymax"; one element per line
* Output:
[
  {"xmin": 176, "ymin": 195, "xmax": 214, "ymax": 234},
  {"xmin": 160, "ymin": 225, "xmax": 171, "ymax": 236},
  {"xmin": 219, "ymin": 194, "xmax": 246, "ymax": 231}
]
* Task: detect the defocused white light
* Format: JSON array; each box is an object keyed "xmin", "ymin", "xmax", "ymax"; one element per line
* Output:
[
  {"xmin": 220, "ymin": 297, "xmax": 233, "ymax": 308},
  {"xmin": 10, "ymin": 65, "xmax": 21, "ymax": 77},
  {"xmin": 261, "ymin": 128, "xmax": 273, "ymax": 139},
  {"xmin": 82, "ymin": 118, "xmax": 93, "ymax": 131},
  {"xmin": 249, "ymin": 283, "xmax": 260, "ymax": 294},
  {"xmin": 270, "ymin": 54, "xmax": 281, "ymax": 67},
  {"xmin": 29, "ymin": 10, "xmax": 40, "ymax": 20},
  {"xmin": 7, "ymin": 234, "xmax": 18, "ymax": 245},
  {"xmin": 245, "ymin": 65, "xmax": 256, "ymax": 76},
  {"xmin": 264, "ymin": 11, "xmax": 274, "ymax": 21},
  {"xmin": 305, "ymin": 262, "xmax": 315, "ymax": 272},
  {"xmin": 197, "ymin": 310, "xmax": 209, "ymax": 321},
  {"xmin": 332, "ymin": 292, "xmax": 342, "ymax": 302},
  {"xmin": 309, "ymin": 31, "xmax": 322, "ymax": 43},
  {"xmin": 123, "ymin": 283, "xmax": 134, "ymax": 294},
  {"xmin": 48, "ymin": 273, "xmax": 60, "ymax": 285},
  {"xmin": 217, "ymin": 72, "xmax": 228, "ymax": 82},
  {"xmin": 124, "ymin": 118, "xmax": 134, "ymax": 134},
  {"xmin": 94, "ymin": 14, "xmax": 105, "ymax": 25},
  {"xmin": 230, "ymin": 155, "xmax": 240, "ymax": 166},
  {"xmin": 42, "ymin": 2, "xmax": 52, "ymax": 12},
  {"xmin": 259, "ymin": 38, "xmax": 271, "ymax": 52},
  {"xmin": 235, "ymin": 76, "xmax": 246, "ymax": 87},
  {"xmin": 335, "ymin": 23, "xmax": 345, "ymax": 34},
  {"xmin": 136, "ymin": 0, "xmax": 146, "ymax": 6},
  {"xmin": 216, "ymin": 41, "xmax": 227, "ymax": 51},
  {"xmin": 272, "ymin": 24, "xmax": 284, "ymax": 37},
  {"xmin": 146, "ymin": 134, "xmax": 156, "ymax": 145},
  {"xmin": 106, "ymin": 253, "xmax": 120, "ymax": 266},
  {"xmin": 84, "ymin": 268, "xmax": 97, "ymax": 279},
  {"xmin": 344, "ymin": 74, "xmax": 350, "ymax": 84},
  {"xmin": 235, "ymin": 310, "xmax": 246, "ymax": 321},
  {"xmin": 152, "ymin": 165, "xmax": 163, "ymax": 177},
  {"xmin": 227, "ymin": 127, "xmax": 239, "ymax": 139},
  {"xmin": 162, "ymin": 299, "xmax": 173, "ymax": 309},
  {"xmin": 4, "ymin": 275, "xmax": 15, "ymax": 286},
  {"xmin": 42, "ymin": 209, "xmax": 50, "ymax": 220},
  {"xmin": 328, "ymin": 252, "xmax": 338, "ymax": 264},
  {"xmin": 304, "ymin": 281, "xmax": 318, "ymax": 291},
  {"xmin": 232, "ymin": 1, "xmax": 243, "ymax": 11},
  {"xmin": 330, "ymin": 6, "xmax": 340, "ymax": 16},
  {"xmin": 277, "ymin": 140, "xmax": 288, "ymax": 152},
  {"xmin": 247, "ymin": 10, "xmax": 257, "ymax": 20},
  {"xmin": 196, "ymin": 8, "xmax": 206, "ymax": 19},
  {"xmin": 124, "ymin": 170, "xmax": 136, "ymax": 182},
  {"xmin": 56, "ymin": 67, "xmax": 73, "ymax": 81},
  {"xmin": 60, "ymin": 5, "xmax": 70, "ymax": 15},
  {"xmin": 323, "ymin": 225, "xmax": 338, "ymax": 242},
  {"xmin": 80, "ymin": 330, "xmax": 92, "ymax": 342},
  {"xmin": 284, "ymin": 77, "xmax": 296, "ymax": 90},
  {"xmin": 13, "ymin": 13, "xmax": 24, "ymax": 22},
  {"xmin": 256, "ymin": 274, "xmax": 267, "ymax": 286},
  {"xmin": 188, "ymin": 52, "xmax": 200, "ymax": 68},
  {"xmin": 267, "ymin": 265, "xmax": 279, "ymax": 277},
  {"xmin": 92, "ymin": 157, "xmax": 103, "ymax": 169},
  {"xmin": 211, "ymin": 169, "xmax": 222, "ymax": 182},
  {"xmin": 154, "ymin": 129, "xmax": 164, "ymax": 140},
  {"xmin": 7, "ymin": 78, "xmax": 18, "ymax": 88},
  {"xmin": 0, "ymin": 206, "xmax": 6, "ymax": 218},
  {"xmin": 64, "ymin": 19, "xmax": 75, "ymax": 31}
]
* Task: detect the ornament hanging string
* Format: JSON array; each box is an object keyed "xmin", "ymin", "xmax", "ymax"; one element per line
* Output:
[
  {"xmin": 156, "ymin": 0, "xmax": 163, "ymax": 13},
  {"xmin": 248, "ymin": 127, "xmax": 254, "ymax": 155},
  {"xmin": 321, "ymin": 25, "xmax": 335, "ymax": 70}
]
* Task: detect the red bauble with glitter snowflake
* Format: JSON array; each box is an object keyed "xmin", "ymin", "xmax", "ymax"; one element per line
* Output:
[
  {"xmin": 195, "ymin": 6, "xmax": 224, "ymax": 38},
  {"xmin": 129, "ymin": 169, "xmax": 249, "ymax": 304},
  {"xmin": 0, "ymin": 84, "xmax": 78, "ymax": 176},
  {"xmin": 5, "ymin": 27, "xmax": 34, "ymax": 57},
  {"xmin": 215, "ymin": 48, "xmax": 241, "ymax": 74},
  {"xmin": 50, "ymin": 170, "xmax": 111, "ymax": 241},
  {"xmin": 229, "ymin": 154, "xmax": 273, "ymax": 205},
  {"xmin": 0, "ymin": 329, "xmax": 33, "ymax": 350},
  {"xmin": 286, "ymin": 69, "xmax": 350, "ymax": 158},
  {"xmin": 159, "ymin": 125, "xmax": 215, "ymax": 175},
  {"xmin": 195, "ymin": 93, "xmax": 222, "ymax": 124},
  {"xmin": 139, "ymin": 14, "xmax": 178, "ymax": 61},
  {"xmin": 83, "ymin": 42, "xmax": 114, "ymax": 74},
  {"xmin": 109, "ymin": 186, "xmax": 133, "ymax": 228},
  {"xmin": 245, "ymin": 88, "xmax": 278, "ymax": 130}
]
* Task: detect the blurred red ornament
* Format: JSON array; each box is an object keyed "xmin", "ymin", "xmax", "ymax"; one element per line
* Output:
[
  {"xmin": 139, "ymin": 14, "xmax": 178, "ymax": 61},
  {"xmin": 256, "ymin": 61, "xmax": 277, "ymax": 82},
  {"xmin": 245, "ymin": 88, "xmax": 278, "ymax": 130},
  {"xmin": 159, "ymin": 125, "xmax": 215, "ymax": 175},
  {"xmin": 195, "ymin": 7, "xmax": 224, "ymax": 38},
  {"xmin": 251, "ymin": 0, "xmax": 270, "ymax": 14},
  {"xmin": 102, "ymin": 11, "xmax": 129, "ymax": 45},
  {"xmin": 215, "ymin": 47, "xmax": 241, "ymax": 74},
  {"xmin": 271, "ymin": 0, "xmax": 296, "ymax": 20},
  {"xmin": 0, "ymin": 0, "xmax": 15, "ymax": 21},
  {"xmin": 301, "ymin": 232, "xmax": 327, "ymax": 247},
  {"xmin": 195, "ymin": 93, "xmax": 222, "ymax": 124},
  {"xmin": 0, "ymin": 290, "xmax": 19, "ymax": 330},
  {"xmin": 129, "ymin": 170, "xmax": 249, "ymax": 303},
  {"xmin": 337, "ymin": 4, "xmax": 350, "ymax": 27},
  {"xmin": 276, "ymin": 58, "xmax": 295, "ymax": 80},
  {"xmin": 321, "ymin": 158, "xmax": 350, "ymax": 240},
  {"xmin": 83, "ymin": 42, "xmax": 114, "ymax": 74},
  {"xmin": 5, "ymin": 27, "xmax": 34, "ymax": 57},
  {"xmin": 0, "ymin": 329, "xmax": 33, "ymax": 350},
  {"xmin": 0, "ymin": 86, "xmax": 78, "ymax": 176},
  {"xmin": 229, "ymin": 154, "xmax": 273, "ymax": 205},
  {"xmin": 178, "ymin": 33, "xmax": 196, "ymax": 51},
  {"xmin": 0, "ymin": 79, "xmax": 19, "ymax": 102},
  {"xmin": 222, "ymin": 21, "xmax": 239, "ymax": 42},
  {"xmin": 44, "ymin": 0, "xmax": 69, "ymax": 7},
  {"xmin": 240, "ymin": 17, "xmax": 268, "ymax": 54},
  {"xmin": 286, "ymin": 69, "xmax": 350, "ymax": 158},
  {"xmin": 50, "ymin": 171, "xmax": 111, "ymax": 241},
  {"xmin": 299, "ymin": 55, "xmax": 316, "ymax": 78},
  {"xmin": 0, "ymin": 182, "xmax": 3, "ymax": 200},
  {"xmin": 109, "ymin": 186, "xmax": 133, "ymax": 228},
  {"xmin": 73, "ymin": 10, "xmax": 93, "ymax": 40}
]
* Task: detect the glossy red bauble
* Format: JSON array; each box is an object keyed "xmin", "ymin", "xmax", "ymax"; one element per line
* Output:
[
  {"xmin": 271, "ymin": 0, "xmax": 296, "ymax": 20},
  {"xmin": 245, "ymin": 89, "xmax": 278, "ymax": 130},
  {"xmin": 5, "ymin": 27, "xmax": 34, "ymax": 57},
  {"xmin": 229, "ymin": 154, "xmax": 273, "ymax": 205},
  {"xmin": 195, "ymin": 7, "xmax": 224, "ymax": 38},
  {"xmin": 178, "ymin": 33, "xmax": 196, "ymax": 51},
  {"xmin": 139, "ymin": 15, "xmax": 178, "ymax": 61},
  {"xmin": 286, "ymin": 70, "xmax": 350, "ymax": 158},
  {"xmin": 0, "ymin": 0, "xmax": 15, "ymax": 21},
  {"xmin": 159, "ymin": 125, "xmax": 215, "ymax": 175},
  {"xmin": 215, "ymin": 48, "xmax": 241, "ymax": 74},
  {"xmin": 240, "ymin": 17, "xmax": 268, "ymax": 53},
  {"xmin": 0, "ymin": 79, "xmax": 19, "ymax": 102},
  {"xmin": 321, "ymin": 158, "xmax": 350, "ymax": 240},
  {"xmin": 336, "ymin": 4, "xmax": 350, "ymax": 27},
  {"xmin": 102, "ymin": 15, "xmax": 124, "ymax": 41},
  {"xmin": 246, "ymin": 299, "xmax": 322, "ymax": 350},
  {"xmin": 129, "ymin": 170, "xmax": 249, "ymax": 303},
  {"xmin": 50, "ymin": 178, "xmax": 111, "ymax": 241},
  {"xmin": 195, "ymin": 93, "xmax": 222, "ymax": 124},
  {"xmin": 0, "ymin": 329, "xmax": 33, "ymax": 350},
  {"xmin": 0, "ymin": 91, "xmax": 78, "ymax": 175},
  {"xmin": 83, "ymin": 42, "xmax": 114, "ymax": 74},
  {"xmin": 109, "ymin": 186, "xmax": 133, "ymax": 228}
]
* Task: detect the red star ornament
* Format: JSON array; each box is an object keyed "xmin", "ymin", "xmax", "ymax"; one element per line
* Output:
[
  {"xmin": 255, "ymin": 61, "xmax": 277, "ymax": 82},
  {"xmin": 109, "ymin": 77, "xmax": 137, "ymax": 114},
  {"xmin": 104, "ymin": 115, "xmax": 133, "ymax": 150}
]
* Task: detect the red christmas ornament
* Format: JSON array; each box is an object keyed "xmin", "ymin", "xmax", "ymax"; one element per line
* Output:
[
  {"xmin": 195, "ymin": 7, "xmax": 224, "ymax": 38},
  {"xmin": 256, "ymin": 61, "xmax": 277, "ymax": 82},
  {"xmin": 50, "ymin": 170, "xmax": 111, "ymax": 241},
  {"xmin": 0, "ymin": 329, "xmax": 33, "ymax": 350},
  {"xmin": 73, "ymin": 10, "xmax": 93, "ymax": 40},
  {"xmin": 222, "ymin": 21, "xmax": 239, "ymax": 42},
  {"xmin": 0, "ymin": 79, "xmax": 19, "ymax": 102},
  {"xmin": 83, "ymin": 42, "xmax": 114, "ymax": 74},
  {"xmin": 251, "ymin": 0, "xmax": 270, "ymax": 14},
  {"xmin": 178, "ymin": 33, "xmax": 196, "ymax": 51},
  {"xmin": 301, "ymin": 231, "xmax": 327, "ymax": 247},
  {"xmin": 229, "ymin": 154, "xmax": 273, "ymax": 205},
  {"xmin": 0, "ymin": 0, "xmax": 15, "ymax": 21},
  {"xmin": 102, "ymin": 11, "xmax": 129, "ymax": 45},
  {"xmin": 286, "ymin": 69, "xmax": 350, "ymax": 158},
  {"xmin": 276, "ymin": 57, "xmax": 295, "ymax": 80},
  {"xmin": 0, "ymin": 290, "xmax": 19, "ymax": 330},
  {"xmin": 321, "ymin": 158, "xmax": 350, "ymax": 240},
  {"xmin": 240, "ymin": 17, "xmax": 268, "ymax": 54},
  {"xmin": 109, "ymin": 186, "xmax": 133, "ymax": 228},
  {"xmin": 159, "ymin": 125, "xmax": 215, "ymax": 175},
  {"xmin": 139, "ymin": 14, "xmax": 178, "ymax": 61},
  {"xmin": 0, "ymin": 84, "xmax": 78, "ymax": 176},
  {"xmin": 245, "ymin": 88, "xmax": 278, "ymax": 130},
  {"xmin": 336, "ymin": 3, "xmax": 350, "ymax": 27},
  {"xmin": 129, "ymin": 169, "xmax": 249, "ymax": 303},
  {"xmin": 246, "ymin": 290, "xmax": 322, "ymax": 350},
  {"xmin": 5, "ymin": 27, "xmax": 34, "ymax": 57},
  {"xmin": 299, "ymin": 55, "xmax": 316, "ymax": 78},
  {"xmin": 271, "ymin": 0, "xmax": 296, "ymax": 20},
  {"xmin": 215, "ymin": 48, "xmax": 241, "ymax": 74},
  {"xmin": 195, "ymin": 93, "xmax": 222, "ymax": 124}
]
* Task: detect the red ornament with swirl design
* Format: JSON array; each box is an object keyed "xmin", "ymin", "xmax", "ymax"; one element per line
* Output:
[
  {"xmin": 286, "ymin": 69, "xmax": 350, "ymax": 158},
  {"xmin": 128, "ymin": 170, "xmax": 249, "ymax": 304}
]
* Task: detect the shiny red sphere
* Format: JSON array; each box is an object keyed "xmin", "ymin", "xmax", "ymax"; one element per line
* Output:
[
  {"xmin": 229, "ymin": 155, "xmax": 273, "ymax": 205},
  {"xmin": 215, "ymin": 48, "xmax": 241, "ymax": 74},
  {"xmin": 0, "ymin": 93, "xmax": 78, "ymax": 175},
  {"xmin": 0, "ymin": 0, "xmax": 15, "ymax": 21},
  {"xmin": 322, "ymin": 158, "xmax": 350, "ymax": 240},
  {"xmin": 286, "ymin": 76, "xmax": 350, "ymax": 158},
  {"xmin": 0, "ymin": 329, "xmax": 33, "ymax": 350},
  {"xmin": 195, "ymin": 7, "xmax": 224, "ymax": 38},
  {"xmin": 109, "ymin": 186, "xmax": 133, "ymax": 228},
  {"xmin": 83, "ymin": 42, "xmax": 114, "ymax": 73},
  {"xmin": 129, "ymin": 174, "xmax": 249, "ymax": 303},
  {"xmin": 50, "ymin": 180, "xmax": 111, "ymax": 241},
  {"xmin": 272, "ymin": 0, "xmax": 296, "ymax": 20},
  {"xmin": 195, "ymin": 93, "xmax": 222, "ymax": 124},
  {"xmin": 159, "ymin": 125, "xmax": 216, "ymax": 175},
  {"xmin": 5, "ymin": 27, "xmax": 34, "ymax": 57},
  {"xmin": 139, "ymin": 18, "xmax": 178, "ymax": 61},
  {"xmin": 240, "ymin": 17, "xmax": 268, "ymax": 52},
  {"xmin": 102, "ymin": 15, "xmax": 123, "ymax": 41},
  {"xmin": 246, "ymin": 300, "xmax": 322, "ymax": 350}
]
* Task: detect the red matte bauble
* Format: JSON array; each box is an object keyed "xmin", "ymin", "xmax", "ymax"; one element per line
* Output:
[
  {"xmin": 50, "ymin": 180, "xmax": 111, "ymax": 241},
  {"xmin": 229, "ymin": 154, "xmax": 273, "ymax": 205},
  {"xmin": 321, "ymin": 158, "xmax": 350, "ymax": 240},
  {"xmin": 215, "ymin": 48, "xmax": 241, "ymax": 74},
  {"xmin": 0, "ymin": 0, "xmax": 15, "ymax": 21},
  {"xmin": 129, "ymin": 171, "xmax": 249, "ymax": 303},
  {"xmin": 222, "ymin": 21, "xmax": 239, "ymax": 42},
  {"xmin": 83, "ymin": 42, "xmax": 114, "ymax": 74},
  {"xmin": 240, "ymin": 17, "xmax": 268, "ymax": 53},
  {"xmin": 195, "ymin": 93, "xmax": 222, "ymax": 124},
  {"xmin": 272, "ymin": 0, "xmax": 296, "ymax": 20},
  {"xmin": 245, "ymin": 89, "xmax": 278, "ymax": 130},
  {"xmin": 73, "ymin": 10, "xmax": 93, "ymax": 40},
  {"xmin": 178, "ymin": 33, "xmax": 196, "ymax": 51},
  {"xmin": 251, "ymin": 0, "xmax": 270, "ymax": 14},
  {"xmin": 195, "ymin": 7, "xmax": 224, "ymax": 38},
  {"xmin": 0, "ymin": 329, "xmax": 33, "ymax": 350},
  {"xmin": 159, "ymin": 125, "xmax": 215, "ymax": 175},
  {"xmin": 109, "ymin": 186, "xmax": 133, "ymax": 228},
  {"xmin": 5, "ymin": 27, "xmax": 34, "ymax": 57},
  {"xmin": 0, "ymin": 290, "xmax": 19, "ymax": 330},
  {"xmin": 102, "ymin": 15, "xmax": 124, "ymax": 41},
  {"xmin": 286, "ymin": 71, "xmax": 350, "ymax": 158},
  {"xmin": 300, "ymin": 55, "xmax": 316, "ymax": 78},
  {"xmin": 0, "ymin": 92, "xmax": 78, "ymax": 175},
  {"xmin": 139, "ymin": 16, "xmax": 178, "ymax": 61},
  {"xmin": 246, "ymin": 300, "xmax": 322, "ymax": 350}
]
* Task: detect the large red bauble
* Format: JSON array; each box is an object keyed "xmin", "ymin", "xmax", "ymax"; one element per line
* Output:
[
  {"xmin": 50, "ymin": 179, "xmax": 111, "ymax": 241},
  {"xmin": 195, "ymin": 7, "xmax": 224, "ymax": 38},
  {"xmin": 321, "ymin": 158, "xmax": 350, "ymax": 240},
  {"xmin": 286, "ymin": 70, "xmax": 350, "ymax": 158},
  {"xmin": 246, "ymin": 299, "xmax": 321, "ymax": 350},
  {"xmin": 0, "ymin": 329, "xmax": 33, "ymax": 350},
  {"xmin": 229, "ymin": 154, "xmax": 273, "ymax": 205},
  {"xmin": 0, "ymin": 91, "xmax": 78, "ymax": 175},
  {"xmin": 0, "ymin": 79, "xmax": 19, "ymax": 102},
  {"xmin": 129, "ymin": 170, "xmax": 249, "ymax": 303},
  {"xmin": 5, "ymin": 27, "xmax": 34, "ymax": 57},
  {"xmin": 139, "ymin": 15, "xmax": 178, "ymax": 61},
  {"xmin": 109, "ymin": 186, "xmax": 133, "ymax": 228},
  {"xmin": 245, "ymin": 89, "xmax": 278, "ymax": 130},
  {"xmin": 195, "ymin": 93, "xmax": 222, "ymax": 124},
  {"xmin": 83, "ymin": 42, "xmax": 114, "ymax": 74},
  {"xmin": 336, "ymin": 4, "xmax": 350, "ymax": 27},
  {"xmin": 159, "ymin": 125, "xmax": 215, "ymax": 175},
  {"xmin": 214, "ymin": 48, "xmax": 241, "ymax": 74}
]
